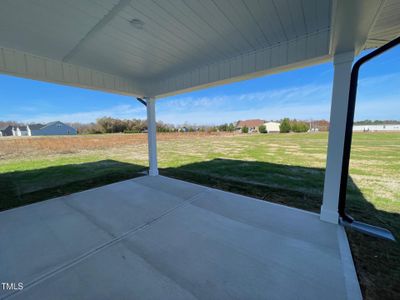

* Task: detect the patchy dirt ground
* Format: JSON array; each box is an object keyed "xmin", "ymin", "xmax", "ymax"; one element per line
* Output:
[{"xmin": 0, "ymin": 132, "xmax": 235, "ymax": 159}]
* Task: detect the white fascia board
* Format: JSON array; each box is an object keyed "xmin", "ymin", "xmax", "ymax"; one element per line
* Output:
[
  {"xmin": 0, "ymin": 47, "xmax": 145, "ymax": 97},
  {"xmin": 150, "ymin": 30, "xmax": 331, "ymax": 98}
]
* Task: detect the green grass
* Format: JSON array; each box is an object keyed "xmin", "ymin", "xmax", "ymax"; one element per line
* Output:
[{"xmin": 0, "ymin": 132, "xmax": 399, "ymax": 299}]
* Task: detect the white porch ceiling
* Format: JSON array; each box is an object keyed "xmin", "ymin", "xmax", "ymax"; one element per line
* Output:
[
  {"xmin": 0, "ymin": 0, "xmax": 398, "ymax": 97},
  {"xmin": 365, "ymin": 0, "xmax": 400, "ymax": 48}
]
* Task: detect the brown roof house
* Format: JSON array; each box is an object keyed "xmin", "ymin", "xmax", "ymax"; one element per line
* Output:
[{"xmin": 236, "ymin": 119, "xmax": 265, "ymax": 133}]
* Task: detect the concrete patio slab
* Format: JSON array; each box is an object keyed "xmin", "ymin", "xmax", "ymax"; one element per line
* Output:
[{"xmin": 0, "ymin": 176, "xmax": 361, "ymax": 299}]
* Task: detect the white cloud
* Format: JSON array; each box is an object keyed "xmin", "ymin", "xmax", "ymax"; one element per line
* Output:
[
  {"xmin": 158, "ymin": 84, "xmax": 331, "ymax": 112},
  {"xmin": 158, "ymin": 102, "xmax": 331, "ymax": 125},
  {"xmin": 157, "ymin": 83, "xmax": 332, "ymax": 124},
  {"xmin": 358, "ymin": 72, "xmax": 400, "ymax": 87}
]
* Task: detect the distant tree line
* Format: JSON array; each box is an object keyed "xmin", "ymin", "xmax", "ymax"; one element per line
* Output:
[
  {"xmin": 71, "ymin": 118, "xmax": 167, "ymax": 134},
  {"xmin": 4, "ymin": 118, "xmax": 397, "ymax": 135},
  {"xmin": 354, "ymin": 120, "xmax": 400, "ymax": 125},
  {"xmin": 69, "ymin": 118, "xmax": 237, "ymax": 134},
  {"xmin": 0, "ymin": 121, "xmax": 22, "ymax": 128},
  {"xmin": 216, "ymin": 123, "xmax": 236, "ymax": 132},
  {"xmin": 68, "ymin": 119, "xmax": 400, "ymax": 134},
  {"xmin": 279, "ymin": 118, "xmax": 310, "ymax": 133}
]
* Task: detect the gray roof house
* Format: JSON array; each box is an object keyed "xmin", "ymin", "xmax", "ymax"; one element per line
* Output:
[
  {"xmin": 29, "ymin": 121, "xmax": 77, "ymax": 136},
  {"xmin": 1, "ymin": 125, "xmax": 29, "ymax": 136},
  {"xmin": 28, "ymin": 124, "xmax": 44, "ymax": 131},
  {"xmin": 0, "ymin": 122, "xmax": 77, "ymax": 137},
  {"xmin": 17, "ymin": 126, "xmax": 29, "ymax": 136},
  {"xmin": 0, "ymin": 125, "xmax": 15, "ymax": 136}
]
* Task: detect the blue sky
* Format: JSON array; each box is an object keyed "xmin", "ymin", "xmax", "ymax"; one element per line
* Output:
[{"xmin": 0, "ymin": 47, "xmax": 399, "ymax": 125}]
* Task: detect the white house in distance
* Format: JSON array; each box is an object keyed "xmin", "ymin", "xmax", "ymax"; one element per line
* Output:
[
  {"xmin": 264, "ymin": 122, "xmax": 281, "ymax": 133},
  {"xmin": 0, "ymin": 121, "xmax": 77, "ymax": 137},
  {"xmin": 0, "ymin": 125, "xmax": 29, "ymax": 137},
  {"xmin": 353, "ymin": 124, "xmax": 400, "ymax": 132},
  {"xmin": 235, "ymin": 120, "xmax": 281, "ymax": 133}
]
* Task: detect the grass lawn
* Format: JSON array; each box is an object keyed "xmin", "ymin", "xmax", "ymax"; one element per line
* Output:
[{"xmin": 0, "ymin": 132, "xmax": 399, "ymax": 299}]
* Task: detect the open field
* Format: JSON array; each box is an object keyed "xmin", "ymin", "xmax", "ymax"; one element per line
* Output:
[
  {"xmin": 0, "ymin": 132, "xmax": 399, "ymax": 299},
  {"xmin": 0, "ymin": 132, "xmax": 230, "ymax": 160}
]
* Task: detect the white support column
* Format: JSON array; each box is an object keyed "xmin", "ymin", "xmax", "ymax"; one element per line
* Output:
[
  {"xmin": 146, "ymin": 97, "xmax": 159, "ymax": 176},
  {"xmin": 320, "ymin": 52, "xmax": 354, "ymax": 224}
]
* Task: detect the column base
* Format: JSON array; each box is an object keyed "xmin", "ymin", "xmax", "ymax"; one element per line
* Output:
[
  {"xmin": 148, "ymin": 168, "xmax": 159, "ymax": 176},
  {"xmin": 320, "ymin": 205, "xmax": 339, "ymax": 224}
]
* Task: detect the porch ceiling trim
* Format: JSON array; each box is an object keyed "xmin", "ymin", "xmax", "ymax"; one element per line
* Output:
[{"xmin": 0, "ymin": 46, "xmax": 146, "ymax": 97}]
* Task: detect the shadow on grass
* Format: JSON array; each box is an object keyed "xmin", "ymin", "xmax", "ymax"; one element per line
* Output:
[
  {"xmin": 0, "ymin": 160, "xmax": 146, "ymax": 211},
  {"xmin": 0, "ymin": 158, "xmax": 398, "ymax": 299},
  {"xmin": 162, "ymin": 158, "xmax": 399, "ymax": 230}
]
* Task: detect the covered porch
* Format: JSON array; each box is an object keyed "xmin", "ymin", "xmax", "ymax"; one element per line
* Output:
[
  {"xmin": 1, "ymin": 175, "xmax": 360, "ymax": 299},
  {"xmin": 1, "ymin": 0, "xmax": 399, "ymax": 298}
]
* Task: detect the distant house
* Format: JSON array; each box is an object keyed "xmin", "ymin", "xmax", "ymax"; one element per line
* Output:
[
  {"xmin": 264, "ymin": 122, "xmax": 281, "ymax": 133},
  {"xmin": 0, "ymin": 121, "xmax": 77, "ymax": 137},
  {"xmin": 236, "ymin": 119, "xmax": 265, "ymax": 133},
  {"xmin": 30, "ymin": 121, "xmax": 77, "ymax": 136},
  {"xmin": 17, "ymin": 126, "xmax": 30, "ymax": 136},
  {"xmin": 310, "ymin": 120, "xmax": 330, "ymax": 132},
  {"xmin": 0, "ymin": 125, "xmax": 16, "ymax": 137},
  {"xmin": 178, "ymin": 127, "xmax": 188, "ymax": 132},
  {"xmin": 353, "ymin": 124, "xmax": 400, "ymax": 132}
]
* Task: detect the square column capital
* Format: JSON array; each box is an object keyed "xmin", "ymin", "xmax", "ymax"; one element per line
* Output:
[
  {"xmin": 333, "ymin": 52, "xmax": 354, "ymax": 65},
  {"xmin": 144, "ymin": 96, "xmax": 156, "ymax": 104}
]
